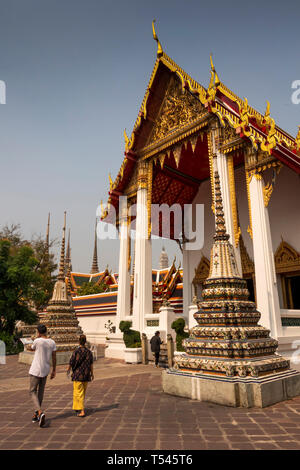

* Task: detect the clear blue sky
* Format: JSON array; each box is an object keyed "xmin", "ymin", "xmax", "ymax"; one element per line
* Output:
[{"xmin": 0, "ymin": 0, "xmax": 299, "ymax": 272}]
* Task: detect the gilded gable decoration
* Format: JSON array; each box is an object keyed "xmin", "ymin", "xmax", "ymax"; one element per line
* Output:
[
  {"xmin": 275, "ymin": 240, "xmax": 300, "ymax": 274},
  {"xmin": 173, "ymin": 145, "xmax": 182, "ymax": 168},
  {"xmin": 193, "ymin": 256, "xmax": 210, "ymax": 287},
  {"xmin": 190, "ymin": 134, "xmax": 198, "ymax": 153},
  {"xmin": 239, "ymin": 236, "xmax": 254, "ymax": 277},
  {"xmin": 149, "ymin": 78, "xmax": 204, "ymax": 144}
]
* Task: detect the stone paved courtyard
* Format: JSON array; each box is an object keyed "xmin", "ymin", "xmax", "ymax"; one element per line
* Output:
[{"xmin": 1, "ymin": 354, "xmax": 300, "ymax": 450}]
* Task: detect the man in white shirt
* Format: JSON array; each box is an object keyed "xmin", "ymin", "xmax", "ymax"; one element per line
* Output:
[{"xmin": 28, "ymin": 324, "xmax": 56, "ymax": 427}]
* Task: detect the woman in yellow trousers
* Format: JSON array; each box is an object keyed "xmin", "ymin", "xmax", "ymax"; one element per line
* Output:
[{"xmin": 67, "ymin": 335, "xmax": 94, "ymax": 417}]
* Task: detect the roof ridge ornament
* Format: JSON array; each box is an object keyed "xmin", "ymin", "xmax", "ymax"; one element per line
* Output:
[
  {"xmin": 209, "ymin": 54, "xmax": 220, "ymax": 87},
  {"xmin": 205, "ymin": 54, "xmax": 220, "ymax": 106},
  {"xmin": 264, "ymin": 101, "xmax": 271, "ymax": 121},
  {"xmin": 152, "ymin": 20, "xmax": 163, "ymax": 58},
  {"xmin": 261, "ymin": 117, "xmax": 278, "ymax": 154}
]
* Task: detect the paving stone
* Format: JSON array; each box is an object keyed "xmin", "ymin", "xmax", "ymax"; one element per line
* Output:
[{"xmin": 1, "ymin": 354, "xmax": 300, "ymax": 450}]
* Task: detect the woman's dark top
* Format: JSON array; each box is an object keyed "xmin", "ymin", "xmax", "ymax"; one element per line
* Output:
[
  {"xmin": 69, "ymin": 346, "xmax": 93, "ymax": 382},
  {"xmin": 150, "ymin": 335, "xmax": 162, "ymax": 353}
]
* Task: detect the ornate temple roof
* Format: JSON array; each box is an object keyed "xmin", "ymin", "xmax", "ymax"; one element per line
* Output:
[{"xmin": 101, "ymin": 23, "xmax": 300, "ymax": 224}]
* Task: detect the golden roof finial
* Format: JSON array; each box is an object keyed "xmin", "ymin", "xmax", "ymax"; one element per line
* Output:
[
  {"xmin": 108, "ymin": 173, "xmax": 113, "ymax": 191},
  {"xmin": 210, "ymin": 53, "xmax": 215, "ymax": 72},
  {"xmin": 263, "ymin": 101, "xmax": 272, "ymax": 127},
  {"xmin": 124, "ymin": 128, "xmax": 129, "ymax": 149},
  {"xmin": 209, "ymin": 53, "xmax": 220, "ymax": 87},
  {"xmin": 265, "ymin": 101, "xmax": 270, "ymax": 118},
  {"xmin": 152, "ymin": 19, "xmax": 163, "ymax": 57}
]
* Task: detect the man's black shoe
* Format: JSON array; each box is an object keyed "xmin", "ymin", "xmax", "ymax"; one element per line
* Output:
[{"xmin": 39, "ymin": 413, "xmax": 45, "ymax": 427}]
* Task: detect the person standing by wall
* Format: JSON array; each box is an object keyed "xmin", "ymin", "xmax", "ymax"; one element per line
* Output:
[
  {"xmin": 28, "ymin": 324, "xmax": 56, "ymax": 427},
  {"xmin": 67, "ymin": 334, "xmax": 94, "ymax": 417},
  {"xmin": 150, "ymin": 331, "xmax": 162, "ymax": 368}
]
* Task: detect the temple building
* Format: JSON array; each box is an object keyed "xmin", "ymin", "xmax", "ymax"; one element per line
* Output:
[
  {"xmin": 70, "ymin": 245, "xmax": 183, "ymax": 344},
  {"xmin": 98, "ymin": 23, "xmax": 300, "ymax": 360}
]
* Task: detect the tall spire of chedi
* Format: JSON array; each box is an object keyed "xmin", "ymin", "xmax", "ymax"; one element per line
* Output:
[
  {"xmin": 43, "ymin": 212, "xmax": 82, "ymax": 353},
  {"xmin": 174, "ymin": 170, "xmax": 290, "ymax": 378},
  {"xmin": 65, "ymin": 228, "xmax": 73, "ymax": 298},
  {"xmin": 90, "ymin": 219, "xmax": 99, "ymax": 274},
  {"xmin": 44, "ymin": 212, "xmax": 50, "ymax": 267},
  {"xmin": 65, "ymin": 228, "xmax": 72, "ymax": 274}
]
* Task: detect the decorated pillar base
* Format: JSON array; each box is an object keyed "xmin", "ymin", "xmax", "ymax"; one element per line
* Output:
[
  {"xmin": 19, "ymin": 350, "xmax": 73, "ymax": 366},
  {"xmin": 104, "ymin": 332, "xmax": 125, "ymax": 360},
  {"xmin": 163, "ymin": 368, "xmax": 300, "ymax": 408}
]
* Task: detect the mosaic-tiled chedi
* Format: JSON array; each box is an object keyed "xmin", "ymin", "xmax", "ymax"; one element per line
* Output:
[
  {"xmin": 174, "ymin": 172, "xmax": 289, "ymax": 378},
  {"xmin": 43, "ymin": 213, "xmax": 83, "ymax": 352}
]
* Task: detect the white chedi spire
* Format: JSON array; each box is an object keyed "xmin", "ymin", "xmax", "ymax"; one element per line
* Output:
[{"xmin": 159, "ymin": 245, "xmax": 169, "ymax": 270}]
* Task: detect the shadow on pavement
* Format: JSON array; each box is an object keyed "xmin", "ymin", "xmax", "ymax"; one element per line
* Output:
[{"xmin": 43, "ymin": 403, "xmax": 119, "ymax": 427}]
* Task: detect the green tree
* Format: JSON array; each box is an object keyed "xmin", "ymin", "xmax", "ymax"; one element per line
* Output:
[
  {"xmin": 77, "ymin": 281, "xmax": 108, "ymax": 296},
  {"xmin": 0, "ymin": 224, "xmax": 57, "ymax": 310},
  {"xmin": 30, "ymin": 235, "xmax": 57, "ymax": 310},
  {"xmin": 0, "ymin": 240, "xmax": 43, "ymax": 335}
]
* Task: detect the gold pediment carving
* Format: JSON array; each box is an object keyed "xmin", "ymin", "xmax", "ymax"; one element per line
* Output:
[
  {"xmin": 193, "ymin": 256, "xmax": 210, "ymax": 285},
  {"xmin": 149, "ymin": 78, "xmax": 204, "ymax": 144},
  {"xmin": 240, "ymin": 236, "xmax": 254, "ymax": 277},
  {"xmin": 275, "ymin": 240, "xmax": 300, "ymax": 273}
]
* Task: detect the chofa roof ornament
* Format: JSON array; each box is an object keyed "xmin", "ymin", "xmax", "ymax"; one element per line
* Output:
[{"xmin": 152, "ymin": 19, "xmax": 163, "ymax": 58}]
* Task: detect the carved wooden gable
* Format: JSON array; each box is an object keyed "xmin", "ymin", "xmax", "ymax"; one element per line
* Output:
[
  {"xmin": 275, "ymin": 240, "xmax": 300, "ymax": 273},
  {"xmin": 240, "ymin": 236, "xmax": 254, "ymax": 276},
  {"xmin": 148, "ymin": 77, "xmax": 204, "ymax": 144},
  {"xmin": 193, "ymin": 256, "xmax": 210, "ymax": 285}
]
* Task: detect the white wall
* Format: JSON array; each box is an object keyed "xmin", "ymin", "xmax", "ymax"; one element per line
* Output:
[{"xmin": 78, "ymin": 314, "xmax": 114, "ymax": 344}]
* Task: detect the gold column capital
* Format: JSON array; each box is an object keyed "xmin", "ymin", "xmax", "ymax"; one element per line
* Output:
[{"xmin": 137, "ymin": 161, "xmax": 149, "ymax": 189}]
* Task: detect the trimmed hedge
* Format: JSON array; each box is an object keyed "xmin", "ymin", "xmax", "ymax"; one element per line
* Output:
[
  {"xmin": 119, "ymin": 321, "xmax": 141, "ymax": 348},
  {"xmin": 171, "ymin": 318, "xmax": 189, "ymax": 352}
]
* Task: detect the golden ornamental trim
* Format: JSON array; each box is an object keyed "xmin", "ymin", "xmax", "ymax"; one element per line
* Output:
[
  {"xmin": 127, "ymin": 218, "xmax": 131, "ymax": 271},
  {"xmin": 137, "ymin": 161, "xmax": 148, "ymax": 189},
  {"xmin": 207, "ymin": 130, "xmax": 215, "ymax": 214},
  {"xmin": 227, "ymin": 155, "xmax": 241, "ymax": 247},
  {"xmin": 149, "ymin": 78, "xmax": 205, "ymax": 145},
  {"xmin": 147, "ymin": 161, "xmax": 153, "ymax": 238},
  {"xmin": 139, "ymin": 112, "xmax": 210, "ymax": 160},
  {"xmin": 263, "ymin": 182, "xmax": 273, "ymax": 207},
  {"xmin": 245, "ymin": 169, "xmax": 253, "ymax": 239},
  {"xmin": 296, "ymin": 126, "xmax": 300, "ymax": 151}
]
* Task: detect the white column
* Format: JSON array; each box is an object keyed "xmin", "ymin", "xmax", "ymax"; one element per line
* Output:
[
  {"xmin": 182, "ymin": 244, "xmax": 192, "ymax": 322},
  {"xmin": 132, "ymin": 163, "xmax": 153, "ymax": 333},
  {"xmin": 116, "ymin": 205, "xmax": 131, "ymax": 330},
  {"xmin": 105, "ymin": 200, "xmax": 130, "ymax": 359},
  {"xmin": 249, "ymin": 174, "xmax": 282, "ymax": 338}
]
